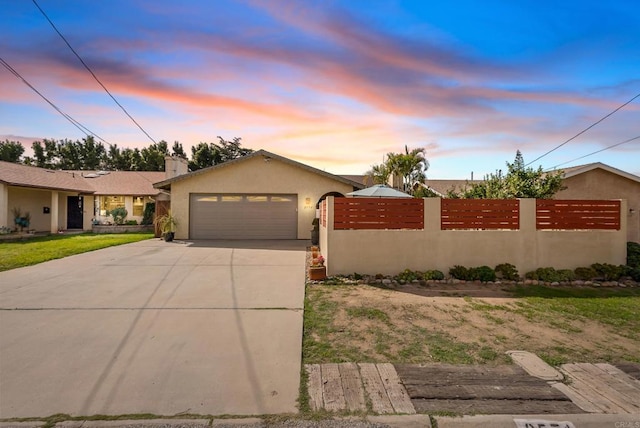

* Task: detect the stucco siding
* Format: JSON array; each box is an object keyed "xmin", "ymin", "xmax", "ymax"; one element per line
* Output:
[
  {"xmin": 557, "ymin": 169, "xmax": 640, "ymax": 243},
  {"xmin": 170, "ymin": 156, "xmax": 355, "ymax": 239}
]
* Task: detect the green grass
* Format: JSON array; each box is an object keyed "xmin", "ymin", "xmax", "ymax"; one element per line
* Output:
[
  {"xmin": 511, "ymin": 285, "xmax": 640, "ymax": 340},
  {"xmin": 0, "ymin": 233, "xmax": 153, "ymax": 271}
]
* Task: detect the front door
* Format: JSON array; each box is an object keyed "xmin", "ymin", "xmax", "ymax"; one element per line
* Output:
[{"xmin": 67, "ymin": 196, "xmax": 84, "ymax": 229}]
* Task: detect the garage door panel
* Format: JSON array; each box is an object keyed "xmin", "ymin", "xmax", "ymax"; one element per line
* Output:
[{"xmin": 190, "ymin": 194, "xmax": 297, "ymax": 239}]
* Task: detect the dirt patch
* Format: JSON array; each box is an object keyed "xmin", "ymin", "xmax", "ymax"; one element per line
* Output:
[{"xmin": 304, "ymin": 283, "xmax": 640, "ymax": 366}]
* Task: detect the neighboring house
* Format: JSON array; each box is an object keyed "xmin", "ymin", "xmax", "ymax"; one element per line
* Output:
[
  {"xmin": 0, "ymin": 157, "xmax": 185, "ymax": 233},
  {"xmin": 154, "ymin": 150, "xmax": 364, "ymax": 240},
  {"xmin": 0, "ymin": 161, "xmax": 95, "ymax": 233},
  {"xmin": 421, "ymin": 163, "xmax": 640, "ymax": 243}
]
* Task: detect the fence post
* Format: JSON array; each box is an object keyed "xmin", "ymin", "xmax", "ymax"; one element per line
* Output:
[
  {"xmin": 424, "ymin": 198, "xmax": 440, "ymax": 231},
  {"xmin": 322, "ymin": 196, "xmax": 335, "ymax": 275}
]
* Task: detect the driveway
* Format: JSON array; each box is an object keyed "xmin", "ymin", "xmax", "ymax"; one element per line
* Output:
[{"xmin": 0, "ymin": 239, "xmax": 307, "ymax": 418}]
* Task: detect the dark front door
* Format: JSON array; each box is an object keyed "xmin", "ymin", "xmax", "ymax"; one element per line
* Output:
[{"xmin": 67, "ymin": 196, "xmax": 84, "ymax": 229}]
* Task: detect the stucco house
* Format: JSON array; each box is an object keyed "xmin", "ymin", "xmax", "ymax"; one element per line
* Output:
[
  {"xmin": 422, "ymin": 162, "xmax": 640, "ymax": 243},
  {"xmin": 0, "ymin": 160, "xmax": 172, "ymax": 233},
  {"xmin": 153, "ymin": 150, "xmax": 364, "ymax": 240}
]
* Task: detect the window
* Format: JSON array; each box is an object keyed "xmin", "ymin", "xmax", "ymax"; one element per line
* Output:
[
  {"xmin": 133, "ymin": 196, "xmax": 145, "ymax": 216},
  {"xmin": 100, "ymin": 196, "xmax": 125, "ymax": 216}
]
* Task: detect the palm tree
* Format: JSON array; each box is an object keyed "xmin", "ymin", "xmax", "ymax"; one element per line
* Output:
[
  {"xmin": 365, "ymin": 163, "xmax": 391, "ymax": 185},
  {"xmin": 386, "ymin": 146, "xmax": 429, "ymax": 193}
]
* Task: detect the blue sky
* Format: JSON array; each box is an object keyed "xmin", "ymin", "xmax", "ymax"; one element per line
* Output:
[{"xmin": 1, "ymin": 0, "xmax": 638, "ymax": 177}]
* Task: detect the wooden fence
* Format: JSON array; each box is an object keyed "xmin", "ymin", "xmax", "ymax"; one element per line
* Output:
[
  {"xmin": 441, "ymin": 199, "xmax": 520, "ymax": 230},
  {"xmin": 333, "ymin": 197, "xmax": 424, "ymax": 230},
  {"xmin": 536, "ymin": 200, "xmax": 621, "ymax": 230}
]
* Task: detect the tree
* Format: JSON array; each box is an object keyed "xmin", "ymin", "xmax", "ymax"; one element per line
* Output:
[
  {"xmin": 0, "ymin": 140, "xmax": 25, "ymax": 162},
  {"xmin": 171, "ymin": 141, "xmax": 187, "ymax": 159},
  {"xmin": 449, "ymin": 151, "xmax": 565, "ymax": 199},
  {"xmin": 188, "ymin": 137, "xmax": 252, "ymax": 171},
  {"xmin": 364, "ymin": 146, "xmax": 429, "ymax": 196}
]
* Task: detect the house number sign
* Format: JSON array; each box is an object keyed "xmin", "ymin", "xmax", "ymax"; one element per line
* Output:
[{"xmin": 514, "ymin": 419, "xmax": 575, "ymax": 428}]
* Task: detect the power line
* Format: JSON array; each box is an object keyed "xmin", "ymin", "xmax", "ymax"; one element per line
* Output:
[
  {"xmin": 526, "ymin": 92, "xmax": 640, "ymax": 166},
  {"xmin": 548, "ymin": 135, "xmax": 640, "ymax": 170},
  {"xmin": 0, "ymin": 56, "xmax": 111, "ymax": 145},
  {"xmin": 32, "ymin": 0, "xmax": 158, "ymax": 144}
]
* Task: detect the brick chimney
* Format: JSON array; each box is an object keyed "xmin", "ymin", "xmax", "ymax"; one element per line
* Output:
[{"xmin": 164, "ymin": 156, "xmax": 188, "ymax": 179}]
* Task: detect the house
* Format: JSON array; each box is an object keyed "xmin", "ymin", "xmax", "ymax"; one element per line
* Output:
[
  {"xmin": 153, "ymin": 150, "xmax": 364, "ymax": 240},
  {"xmin": 421, "ymin": 163, "xmax": 640, "ymax": 243},
  {"xmin": 0, "ymin": 158, "xmax": 185, "ymax": 233}
]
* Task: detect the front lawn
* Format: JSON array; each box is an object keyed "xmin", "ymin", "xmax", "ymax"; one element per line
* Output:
[
  {"xmin": 303, "ymin": 283, "xmax": 640, "ymax": 366},
  {"xmin": 0, "ymin": 233, "xmax": 153, "ymax": 271}
]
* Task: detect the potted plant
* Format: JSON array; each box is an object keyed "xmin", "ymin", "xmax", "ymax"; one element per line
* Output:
[
  {"xmin": 309, "ymin": 254, "xmax": 327, "ymax": 280},
  {"xmin": 311, "ymin": 218, "xmax": 320, "ymax": 245},
  {"xmin": 12, "ymin": 207, "xmax": 31, "ymax": 233},
  {"xmin": 154, "ymin": 213, "xmax": 177, "ymax": 242}
]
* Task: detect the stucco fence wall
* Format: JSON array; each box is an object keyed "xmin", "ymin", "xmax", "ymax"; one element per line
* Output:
[{"xmin": 320, "ymin": 197, "xmax": 627, "ymax": 276}]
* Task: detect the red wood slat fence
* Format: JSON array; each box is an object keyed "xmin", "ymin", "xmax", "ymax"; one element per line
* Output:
[
  {"xmin": 333, "ymin": 198, "xmax": 424, "ymax": 230},
  {"xmin": 441, "ymin": 199, "xmax": 520, "ymax": 230},
  {"xmin": 536, "ymin": 200, "xmax": 620, "ymax": 230}
]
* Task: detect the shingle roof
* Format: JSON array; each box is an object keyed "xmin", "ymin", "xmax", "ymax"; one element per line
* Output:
[
  {"xmin": 0, "ymin": 161, "xmax": 95, "ymax": 193},
  {"xmin": 0, "ymin": 161, "xmax": 166, "ymax": 195},
  {"xmin": 154, "ymin": 149, "xmax": 366, "ymax": 190},
  {"xmin": 423, "ymin": 179, "xmax": 481, "ymax": 197},
  {"xmin": 76, "ymin": 171, "xmax": 165, "ymax": 195}
]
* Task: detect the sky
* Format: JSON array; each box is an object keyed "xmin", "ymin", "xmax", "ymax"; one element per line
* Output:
[{"xmin": 1, "ymin": 0, "xmax": 639, "ymax": 178}]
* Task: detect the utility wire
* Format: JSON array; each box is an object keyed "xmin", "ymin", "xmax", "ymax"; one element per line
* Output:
[
  {"xmin": 32, "ymin": 0, "xmax": 158, "ymax": 144},
  {"xmin": 526, "ymin": 92, "xmax": 640, "ymax": 166},
  {"xmin": 548, "ymin": 135, "xmax": 640, "ymax": 170},
  {"xmin": 0, "ymin": 56, "xmax": 111, "ymax": 145}
]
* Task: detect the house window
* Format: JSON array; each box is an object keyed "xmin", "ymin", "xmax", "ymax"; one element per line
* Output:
[
  {"xmin": 133, "ymin": 196, "xmax": 145, "ymax": 216},
  {"xmin": 100, "ymin": 196, "xmax": 125, "ymax": 215}
]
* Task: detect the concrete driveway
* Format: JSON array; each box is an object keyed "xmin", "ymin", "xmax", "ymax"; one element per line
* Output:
[{"xmin": 0, "ymin": 239, "xmax": 307, "ymax": 418}]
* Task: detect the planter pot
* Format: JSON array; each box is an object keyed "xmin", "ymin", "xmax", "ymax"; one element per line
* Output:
[
  {"xmin": 309, "ymin": 266, "xmax": 326, "ymax": 281},
  {"xmin": 164, "ymin": 231, "xmax": 175, "ymax": 242}
]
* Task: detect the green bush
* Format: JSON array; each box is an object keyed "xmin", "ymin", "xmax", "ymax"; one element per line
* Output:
[
  {"xmin": 627, "ymin": 242, "xmax": 640, "ymax": 268},
  {"xmin": 107, "ymin": 207, "xmax": 128, "ymax": 225},
  {"xmin": 141, "ymin": 202, "xmax": 155, "ymax": 225},
  {"xmin": 574, "ymin": 266, "xmax": 597, "ymax": 280},
  {"xmin": 423, "ymin": 269, "xmax": 445, "ymax": 281},
  {"xmin": 591, "ymin": 263, "xmax": 625, "ymax": 281},
  {"xmin": 124, "ymin": 220, "xmax": 138, "ymax": 225},
  {"xmin": 396, "ymin": 269, "xmax": 421, "ymax": 282},
  {"xmin": 629, "ymin": 267, "xmax": 640, "ymax": 282},
  {"xmin": 557, "ymin": 269, "xmax": 575, "ymax": 282},
  {"xmin": 495, "ymin": 263, "xmax": 519, "ymax": 281},
  {"xmin": 449, "ymin": 265, "xmax": 470, "ymax": 280},
  {"xmin": 470, "ymin": 266, "xmax": 497, "ymax": 282},
  {"xmin": 526, "ymin": 267, "xmax": 561, "ymax": 282}
]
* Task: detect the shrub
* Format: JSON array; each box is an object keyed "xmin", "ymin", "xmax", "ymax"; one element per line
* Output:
[
  {"xmin": 125, "ymin": 220, "xmax": 138, "ymax": 225},
  {"xmin": 141, "ymin": 202, "xmax": 155, "ymax": 225},
  {"xmin": 495, "ymin": 263, "xmax": 519, "ymax": 281},
  {"xmin": 396, "ymin": 269, "xmax": 420, "ymax": 282},
  {"xmin": 574, "ymin": 266, "xmax": 597, "ymax": 280},
  {"xmin": 449, "ymin": 265, "xmax": 470, "ymax": 280},
  {"xmin": 471, "ymin": 266, "xmax": 497, "ymax": 282},
  {"xmin": 526, "ymin": 267, "xmax": 561, "ymax": 282},
  {"xmin": 107, "ymin": 207, "xmax": 128, "ymax": 225},
  {"xmin": 591, "ymin": 263, "xmax": 625, "ymax": 281},
  {"xmin": 557, "ymin": 269, "xmax": 575, "ymax": 282},
  {"xmin": 423, "ymin": 269, "xmax": 445, "ymax": 281},
  {"xmin": 629, "ymin": 267, "xmax": 640, "ymax": 282},
  {"xmin": 627, "ymin": 242, "xmax": 640, "ymax": 268}
]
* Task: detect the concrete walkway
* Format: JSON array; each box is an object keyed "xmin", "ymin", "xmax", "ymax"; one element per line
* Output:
[{"xmin": 0, "ymin": 239, "xmax": 307, "ymax": 418}]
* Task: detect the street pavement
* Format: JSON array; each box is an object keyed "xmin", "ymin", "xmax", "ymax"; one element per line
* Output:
[{"xmin": 0, "ymin": 239, "xmax": 307, "ymax": 418}]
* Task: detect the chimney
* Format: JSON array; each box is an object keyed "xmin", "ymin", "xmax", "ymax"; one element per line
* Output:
[{"xmin": 165, "ymin": 156, "xmax": 188, "ymax": 179}]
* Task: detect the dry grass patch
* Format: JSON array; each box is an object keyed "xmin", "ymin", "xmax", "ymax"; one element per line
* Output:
[{"xmin": 303, "ymin": 282, "xmax": 640, "ymax": 366}]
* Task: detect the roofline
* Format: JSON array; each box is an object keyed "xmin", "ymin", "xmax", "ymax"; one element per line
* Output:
[
  {"xmin": 559, "ymin": 162, "xmax": 640, "ymax": 184},
  {"xmin": 153, "ymin": 149, "xmax": 366, "ymax": 189},
  {"xmin": 1, "ymin": 181, "xmax": 96, "ymax": 194}
]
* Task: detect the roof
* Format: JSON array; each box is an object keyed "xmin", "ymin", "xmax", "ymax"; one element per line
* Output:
[
  {"xmin": 347, "ymin": 184, "xmax": 413, "ymax": 198},
  {"xmin": 0, "ymin": 161, "xmax": 95, "ymax": 193},
  {"xmin": 154, "ymin": 149, "xmax": 366, "ymax": 190},
  {"xmin": 340, "ymin": 175, "xmax": 374, "ymax": 187},
  {"xmin": 75, "ymin": 170, "xmax": 165, "ymax": 195},
  {"xmin": 422, "ymin": 179, "xmax": 481, "ymax": 197},
  {"xmin": 558, "ymin": 162, "xmax": 640, "ymax": 184}
]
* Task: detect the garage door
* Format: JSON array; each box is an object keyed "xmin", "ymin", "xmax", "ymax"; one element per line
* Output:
[{"xmin": 190, "ymin": 194, "xmax": 298, "ymax": 239}]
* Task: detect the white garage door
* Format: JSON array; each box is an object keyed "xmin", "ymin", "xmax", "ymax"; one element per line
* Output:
[{"xmin": 190, "ymin": 194, "xmax": 298, "ymax": 239}]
